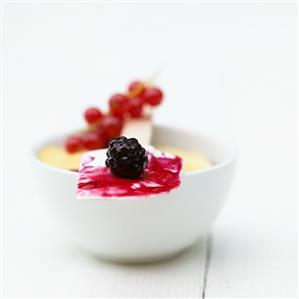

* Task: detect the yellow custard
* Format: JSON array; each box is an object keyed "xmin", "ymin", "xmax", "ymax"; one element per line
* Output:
[
  {"xmin": 38, "ymin": 146, "xmax": 85, "ymax": 171},
  {"xmin": 38, "ymin": 145, "xmax": 212, "ymax": 173},
  {"xmin": 155, "ymin": 145, "xmax": 212, "ymax": 173}
]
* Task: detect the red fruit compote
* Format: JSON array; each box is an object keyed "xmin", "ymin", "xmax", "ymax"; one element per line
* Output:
[{"xmin": 77, "ymin": 147, "xmax": 182, "ymax": 199}]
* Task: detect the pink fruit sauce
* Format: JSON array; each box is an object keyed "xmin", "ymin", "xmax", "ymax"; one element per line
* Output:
[{"xmin": 77, "ymin": 152, "xmax": 182, "ymax": 198}]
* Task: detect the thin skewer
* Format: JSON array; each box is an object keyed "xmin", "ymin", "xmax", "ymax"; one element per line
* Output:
[{"xmin": 146, "ymin": 64, "xmax": 165, "ymax": 84}]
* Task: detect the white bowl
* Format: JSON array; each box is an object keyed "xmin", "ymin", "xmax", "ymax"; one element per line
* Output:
[{"xmin": 32, "ymin": 125, "xmax": 237, "ymax": 263}]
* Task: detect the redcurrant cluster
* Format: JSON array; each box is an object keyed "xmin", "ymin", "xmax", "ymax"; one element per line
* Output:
[{"xmin": 65, "ymin": 80, "xmax": 164, "ymax": 153}]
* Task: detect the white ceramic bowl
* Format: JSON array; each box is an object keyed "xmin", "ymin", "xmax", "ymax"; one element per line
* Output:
[{"xmin": 32, "ymin": 125, "xmax": 237, "ymax": 263}]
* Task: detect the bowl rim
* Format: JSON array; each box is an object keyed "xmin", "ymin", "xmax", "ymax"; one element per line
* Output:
[{"xmin": 32, "ymin": 124, "xmax": 239, "ymax": 178}]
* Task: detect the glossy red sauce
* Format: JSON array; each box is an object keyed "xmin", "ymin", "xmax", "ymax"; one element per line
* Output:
[{"xmin": 77, "ymin": 152, "xmax": 182, "ymax": 198}]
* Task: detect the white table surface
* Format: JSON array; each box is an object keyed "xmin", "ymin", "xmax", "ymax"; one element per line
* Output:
[{"xmin": 2, "ymin": 2, "xmax": 297, "ymax": 297}]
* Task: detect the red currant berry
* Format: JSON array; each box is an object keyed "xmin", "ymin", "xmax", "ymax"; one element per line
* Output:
[
  {"xmin": 128, "ymin": 81, "xmax": 145, "ymax": 98},
  {"xmin": 128, "ymin": 97, "xmax": 144, "ymax": 118},
  {"xmin": 84, "ymin": 107, "xmax": 103, "ymax": 124},
  {"xmin": 101, "ymin": 115, "xmax": 123, "ymax": 140},
  {"xmin": 82, "ymin": 131, "xmax": 106, "ymax": 150},
  {"xmin": 109, "ymin": 94, "xmax": 129, "ymax": 118},
  {"xmin": 142, "ymin": 87, "xmax": 163, "ymax": 106},
  {"xmin": 94, "ymin": 124, "xmax": 109, "ymax": 146},
  {"xmin": 94, "ymin": 123, "xmax": 106, "ymax": 138},
  {"xmin": 65, "ymin": 136, "xmax": 82, "ymax": 153}
]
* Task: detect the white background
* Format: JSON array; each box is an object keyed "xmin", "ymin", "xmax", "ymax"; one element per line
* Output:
[{"xmin": 2, "ymin": 2, "xmax": 297, "ymax": 297}]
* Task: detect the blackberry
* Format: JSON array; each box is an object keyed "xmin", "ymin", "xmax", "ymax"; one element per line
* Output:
[{"xmin": 105, "ymin": 136, "xmax": 148, "ymax": 179}]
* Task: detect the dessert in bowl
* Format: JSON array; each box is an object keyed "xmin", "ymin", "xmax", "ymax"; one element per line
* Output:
[
  {"xmin": 32, "ymin": 80, "xmax": 237, "ymax": 262},
  {"xmin": 33, "ymin": 126, "xmax": 237, "ymax": 263}
]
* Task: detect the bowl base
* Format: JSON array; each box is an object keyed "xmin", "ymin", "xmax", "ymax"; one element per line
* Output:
[{"xmin": 82, "ymin": 246, "xmax": 193, "ymax": 265}]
